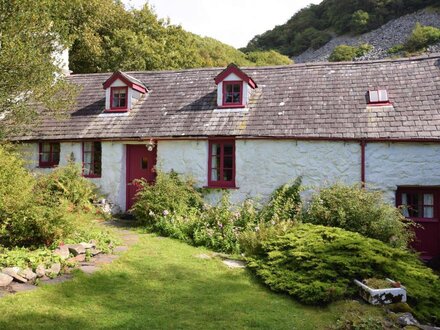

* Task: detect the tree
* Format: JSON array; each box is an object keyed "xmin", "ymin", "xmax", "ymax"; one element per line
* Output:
[{"xmin": 0, "ymin": 0, "xmax": 75, "ymax": 138}]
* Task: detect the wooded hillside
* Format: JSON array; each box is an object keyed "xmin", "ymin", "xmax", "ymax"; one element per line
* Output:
[
  {"xmin": 48, "ymin": 0, "xmax": 291, "ymax": 73},
  {"xmin": 243, "ymin": 0, "xmax": 439, "ymax": 56}
]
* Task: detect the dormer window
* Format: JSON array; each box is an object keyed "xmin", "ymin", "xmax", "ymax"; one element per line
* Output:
[
  {"xmin": 111, "ymin": 87, "xmax": 128, "ymax": 110},
  {"xmin": 103, "ymin": 71, "xmax": 148, "ymax": 113},
  {"xmin": 368, "ymin": 89, "xmax": 389, "ymax": 104},
  {"xmin": 223, "ymin": 81, "xmax": 243, "ymax": 106},
  {"xmin": 215, "ymin": 63, "xmax": 257, "ymax": 109}
]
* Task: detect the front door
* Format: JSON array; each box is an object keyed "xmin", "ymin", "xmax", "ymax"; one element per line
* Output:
[
  {"xmin": 396, "ymin": 187, "xmax": 440, "ymax": 259},
  {"xmin": 126, "ymin": 145, "xmax": 157, "ymax": 211}
]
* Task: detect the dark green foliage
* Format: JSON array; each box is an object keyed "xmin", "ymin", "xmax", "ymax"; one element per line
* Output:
[
  {"xmin": 303, "ymin": 184, "xmax": 413, "ymax": 248},
  {"xmin": 328, "ymin": 44, "xmax": 373, "ymax": 62},
  {"xmin": 243, "ymin": 0, "xmax": 437, "ymax": 56},
  {"xmin": 247, "ymin": 224, "xmax": 440, "ymax": 323},
  {"xmin": 404, "ymin": 23, "xmax": 440, "ymax": 52}
]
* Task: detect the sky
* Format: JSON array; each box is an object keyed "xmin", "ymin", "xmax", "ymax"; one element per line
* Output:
[{"xmin": 122, "ymin": 0, "xmax": 321, "ymax": 48}]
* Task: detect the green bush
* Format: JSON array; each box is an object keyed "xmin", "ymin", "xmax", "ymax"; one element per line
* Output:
[
  {"xmin": 131, "ymin": 170, "xmax": 204, "ymax": 226},
  {"xmin": 329, "ymin": 44, "xmax": 373, "ymax": 62},
  {"xmin": 405, "ymin": 23, "xmax": 440, "ymax": 52},
  {"xmin": 303, "ymin": 184, "xmax": 413, "ymax": 248},
  {"xmin": 36, "ymin": 160, "xmax": 97, "ymax": 211},
  {"xmin": 259, "ymin": 177, "xmax": 302, "ymax": 224},
  {"xmin": 388, "ymin": 44, "xmax": 405, "ymax": 54},
  {"xmin": 247, "ymin": 224, "xmax": 440, "ymax": 323}
]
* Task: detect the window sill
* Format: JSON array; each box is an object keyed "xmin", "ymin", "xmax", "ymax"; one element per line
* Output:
[
  {"xmin": 203, "ymin": 185, "xmax": 239, "ymax": 190},
  {"xmin": 83, "ymin": 175, "xmax": 102, "ymax": 179},
  {"xmin": 105, "ymin": 108, "xmax": 129, "ymax": 113},
  {"xmin": 367, "ymin": 102, "xmax": 392, "ymax": 107},
  {"xmin": 218, "ymin": 104, "xmax": 245, "ymax": 109},
  {"xmin": 37, "ymin": 165, "xmax": 58, "ymax": 169}
]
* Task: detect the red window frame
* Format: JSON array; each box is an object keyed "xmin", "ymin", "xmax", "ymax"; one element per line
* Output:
[
  {"xmin": 82, "ymin": 141, "xmax": 102, "ymax": 178},
  {"xmin": 222, "ymin": 81, "xmax": 243, "ymax": 108},
  {"xmin": 38, "ymin": 142, "xmax": 60, "ymax": 168},
  {"xmin": 207, "ymin": 139, "xmax": 236, "ymax": 188},
  {"xmin": 109, "ymin": 86, "xmax": 128, "ymax": 112},
  {"xmin": 396, "ymin": 187, "xmax": 438, "ymax": 223}
]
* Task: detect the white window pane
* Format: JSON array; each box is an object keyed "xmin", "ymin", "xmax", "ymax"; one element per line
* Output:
[
  {"xmin": 424, "ymin": 194, "xmax": 433, "ymax": 205},
  {"xmin": 379, "ymin": 90, "xmax": 388, "ymax": 102},
  {"xmin": 401, "ymin": 193, "xmax": 409, "ymax": 217},
  {"xmin": 402, "ymin": 193, "xmax": 407, "ymax": 205},
  {"xmin": 211, "ymin": 168, "xmax": 218, "ymax": 181},
  {"xmin": 84, "ymin": 152, "xmax": 92, "ymax": 163},
  {"xmin": 369, "ymin": 90, "xmax": 379, "ymax": 102},
  {"xmin": 42, "ymin": 143, "xmax": 51, "ymax": 152},
  {"xmin": 424, "ymin": 206, "xmax": 434, "ymax": 218},
  {"xmin": 84, "ymin": 142, "xmax": 92, "ymax": 152},
  {"xmin": 83, "ymin": 164, "xmax": 91, "ymax": 176},
  {"xmin": 211, "ymin": 144, "xmax": 219, "ymax": 156}
]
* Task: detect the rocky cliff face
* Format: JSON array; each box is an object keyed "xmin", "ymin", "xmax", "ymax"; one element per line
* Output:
[{"xmin": 293, "ymin": 8, "xmax": 440, "ymax": 63}]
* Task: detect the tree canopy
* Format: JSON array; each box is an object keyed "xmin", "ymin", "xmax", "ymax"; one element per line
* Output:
[{"xmin": 243, "ymin": 0, "xmax": 439, "ymax": 57}]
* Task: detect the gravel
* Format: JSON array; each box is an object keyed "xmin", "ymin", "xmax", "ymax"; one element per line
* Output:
[{"xmin": 293, "ymin": 8, "xmax": 440, "ymax": 63}]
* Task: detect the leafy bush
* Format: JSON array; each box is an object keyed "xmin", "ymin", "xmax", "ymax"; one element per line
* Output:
[
  {"xmin": 259, "ymin": 177, "xmax": 302, "ymax": 224},
  {"xmin": 351, "ymin": 10, "xmax": 370, "ymax": 34},
  {"xmin": 36, "ymin": 161, "xmax": 97, "ymax": 211},
  {"xmin": 405, "ymin": 23, "xmax": 440, "ymax": 52},
  {"xmin": 329, "ymin": 44, "xmax": 373, "ymax": 62},
  {"xmin": 387, "ymin": 44, "xmax": 405, "ymax": 54},
  {"xmin": 247, "ymin": 224, "xmax": 440, "ymax": 323},
  {"xmin": 303, "ymin": 184, "xmax": 413, "ymax": 248},
  {"xmin": 131, "ymin": 171, "xmax": 204, "ymax": 226}
]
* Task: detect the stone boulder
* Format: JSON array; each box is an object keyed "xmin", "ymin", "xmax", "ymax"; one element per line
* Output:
[
  {"xmin": 79, "ymin": 242, "xmax": 94, "ymax": 249},
  {"xmin": 66, "ymin": 244, "xmax": 86, "ymax": 256},
  {"xmin": 53, "ymin": 245, "xmax": 70, "ymax": 260},
  {"xmin": 0, "ymin": 273, "xmax": 13, "ymax": 287},
  {"xmin": 397, "ymin": 313, "xmax": 419, "ymax": 327},
  {"xmin": 19, "ymin": 268, "xmax": 37, "ymax": 282},
  {"xmin": 35, "ymin": 264, "xmax": 46, "ymax": 278},
  {"xmin": 2, "ymin": 267, "xmax": 27, "ymax": 283},
  {"xmin": 67, "ymin": 254, "xmax": 86, "ymax": 263},
  {"xmin": 47, "ymin": 263, "xmax": 61, "ymax": 276}
]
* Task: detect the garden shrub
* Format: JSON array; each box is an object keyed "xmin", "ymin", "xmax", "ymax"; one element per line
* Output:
[
  {"xmin": 131, "ymin": 170, "xmax": 204, "ymax": 226},
  {"xmin": 405, "ymin": 23, "xmax": 440, "ymax": 52},
  {"xmin": 36, "ymin": 161, "xmax": 97, "ymax": 211},
  {"xmin": 303, "ymin": 184, "xmax": 413, "ymax": 248},
  {"xmin": 247, "ymin": 224, "xmax": 440, "ymax": 323},
  {"xmin": 259, "ymin": 177, "xmax": 302, "ymax": 224},
  {"xmin": 329, "ymin": 44, "xmax": 373, "ymax": 62}
]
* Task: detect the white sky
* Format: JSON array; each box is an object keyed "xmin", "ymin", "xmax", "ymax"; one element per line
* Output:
[{"xmin": 122, "ymin": 0, "xmax": 321, "ymax": 48}]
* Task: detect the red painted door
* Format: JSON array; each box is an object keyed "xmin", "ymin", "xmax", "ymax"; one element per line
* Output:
[
  {"xmin": 126, "ymin": 145, "xmax": 157, "ymax": 211},
  {"xmin": 396, "ymin": 188, "xmax": 440, "ymax": 259}
]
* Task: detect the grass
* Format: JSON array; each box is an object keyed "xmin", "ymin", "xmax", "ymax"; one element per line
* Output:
[{"xmin": 0, "ymin": 231, "xmax": 383, "ymax": 329}]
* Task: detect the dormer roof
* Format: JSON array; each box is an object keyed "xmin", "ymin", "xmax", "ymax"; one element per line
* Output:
[
  {"xmin": 103, "ymin": 71, "xmax": 148, "ymax": 93},
  {"xmin": 214, "ymin": 63, "xmax": 257, "ymax": 89}
]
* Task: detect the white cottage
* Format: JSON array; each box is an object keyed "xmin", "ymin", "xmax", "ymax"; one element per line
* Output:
[{"xmin": 14, "ymin": 56, "xmax": 440, "ymax": 259}]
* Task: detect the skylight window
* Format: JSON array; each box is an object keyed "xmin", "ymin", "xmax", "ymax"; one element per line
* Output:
[{"xmin": 368, "ymin": 89, "xmax": 389, "ymax": 104}]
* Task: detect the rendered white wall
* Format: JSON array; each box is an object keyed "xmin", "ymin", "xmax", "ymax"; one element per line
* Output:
[
  {"xmin": 157, "ymin": 140, "xmax": 208, "ymax": 186},
  {"xmin": 234, "ymin": 140, "xmax": 361, "ymax": 203},
  {"xmin": 156, "ymin": 139, "xmax": 362, "ymax": 204},
  {"xmin": 365, "ymin": 142, "xmax": 440, "ymax": 201},
  {"xmin": 18, "ymin": 140, "xmax": 440, "ymax": 212}
]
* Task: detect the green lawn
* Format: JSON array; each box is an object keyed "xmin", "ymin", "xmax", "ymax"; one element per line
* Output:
[{"xmin": 0, "ymin": 231, "xmax": 378, "ymax": 329}]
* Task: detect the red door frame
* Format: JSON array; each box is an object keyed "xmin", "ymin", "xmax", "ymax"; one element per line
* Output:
[
  {"xmin": 125, "ymin": 144, "xmax": 157, "ymax": 211},
  {"xmin": 396, "ymin": 186, "xmax": 440, "ymax": 259}
]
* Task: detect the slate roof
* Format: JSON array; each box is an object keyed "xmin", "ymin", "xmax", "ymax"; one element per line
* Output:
[{"xmin": 13, "ymin": 54, "xmax": 440, "ymax": 141}]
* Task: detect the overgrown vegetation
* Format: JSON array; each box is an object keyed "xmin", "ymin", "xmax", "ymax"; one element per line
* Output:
[
  {"xmin": 0, "ymin": 145, "xmax": 116, "ymax": 269},
  {"xmin": 247, "ymin": 224, "xmax": 440, "ymax": 323},
  {"xmin": 132, "ymin": 172, "xmax": 439, "ymax": 324},
  {"xmin": 328, "ymin": 44, "xmax": 373, "ymax": 62},
  {"xmin": 243, "ymin": 0, "xmax": 439, "ymax": 56},
  {"xmin": 404, "ymin": 23, "xmax": 440, "ymax": 52},
  {"xmin": 303, "ymin": 184, "xmax": 413, "ymax": 247}
]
